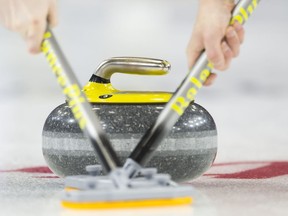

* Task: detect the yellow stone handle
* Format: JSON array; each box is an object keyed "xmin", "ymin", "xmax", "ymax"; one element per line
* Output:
[{"xmin": 84, "ymin": 57, "xmax": 172, "ymax": 103}]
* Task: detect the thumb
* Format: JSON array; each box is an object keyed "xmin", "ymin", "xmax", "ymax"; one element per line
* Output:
[
  {"xmin": 26, "ymin": 18, "xmax": 47, "ymax": 54},
  {"xmin": 186, "ymin": 33, "xmax": 204, "ymax": 69},
  {"xmin": 203, "ymin": 32, "xmax": 225, "ymax": 70}
]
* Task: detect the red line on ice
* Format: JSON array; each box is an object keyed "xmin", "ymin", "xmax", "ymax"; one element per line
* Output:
[{"xmin": 205, "ymin": 161, "xmax": 288, "ymax": 179}]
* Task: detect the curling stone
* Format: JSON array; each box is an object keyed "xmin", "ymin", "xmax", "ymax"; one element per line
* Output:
[{"xmin": 42, "ymin": 57, "xmax": 217, "ymax": 182}]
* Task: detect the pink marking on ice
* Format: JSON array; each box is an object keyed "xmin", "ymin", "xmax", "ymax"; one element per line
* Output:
[
  {"xmin": 2, "ymin": 161, "xmax": 288, "ymax": 180},
  {"xmin": 0, "ymin": 166, "xmax": 53, "ymax": 174},
  {"xmin": 206, "ymin": 161, "xmax": 288, "ymax": 179}
]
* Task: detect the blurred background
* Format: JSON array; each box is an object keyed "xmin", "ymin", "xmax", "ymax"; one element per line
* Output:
[{"xmin": 0, "ymin": 0, "xmax": 287, "ymax": 169}]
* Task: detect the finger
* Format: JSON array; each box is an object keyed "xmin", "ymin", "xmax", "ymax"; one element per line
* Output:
[
  {"xmin": 48, "ymin": 0, "xmax": 58, "ymax": 27},
  {"xmin": 187, "ymin": 49, "xmax": 202, "ymax": 70},
  {"xmin": 225, "ymin": 26, "xmax": 240, "ymax": 57},
  {"xmin": 203, "ymin": 32, "xmax": 225, "ymax": 70},
  {"xmin": 26, "ymin": 17, "xmax": 47, "ymax": 54},
  {"xmin": 233, "ymin": 21, "xmax": 245, "ymax": 44},
  {"xmin": 221, "ymin": 41, "xmax": 233, "ymax": 70},
  {"xmin": 204, "ymin": 72, "xmax": 217, "ymax": 86},
  {"xmin": 18, "ymin": 24, "xmax": 29, "ymax": 39}
]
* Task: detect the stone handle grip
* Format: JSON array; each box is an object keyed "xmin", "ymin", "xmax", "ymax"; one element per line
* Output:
[{"xmin": 92, "ymin": 57, "xmax": 171, "ymax": 81}]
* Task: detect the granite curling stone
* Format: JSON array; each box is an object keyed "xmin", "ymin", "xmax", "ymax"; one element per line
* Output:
[{"xmin": 42, "ymin": 57, "xmax": 217, "ymax": 182}]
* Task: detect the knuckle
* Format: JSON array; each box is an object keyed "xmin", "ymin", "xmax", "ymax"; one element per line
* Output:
[
  {"xmin": 215, "ymin": 64, "xmax": 227, "ymax": 71},
  {"xmin": 224, "ymin": 50, "xmax": 233, "ymax": 59},
  {"xmin": 29, "ymin": 16, "xmax": 41, "ymax": 26},
  {"xmin": 227, "ymin": 33, "xmax": 237, "ymax": 43},
  {"xmin": 207, "ymin": 51, "xmax": 219, "ymax": 63}
]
